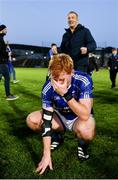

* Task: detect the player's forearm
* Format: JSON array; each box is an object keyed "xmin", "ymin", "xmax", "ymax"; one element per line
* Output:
[
  {"xmin": 41, "ymin": 108, "xmax": 53, "ymax": 157},
  {"xmin": 43, "ymin": 136, "xmax": 51, "ymax": 157},
  {"xmin": 67, "ymin": 98, "xmax": 90, "ymax": 121}
]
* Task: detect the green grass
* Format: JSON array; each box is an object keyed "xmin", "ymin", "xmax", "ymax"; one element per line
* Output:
[{"xmin": 0, "ymin": 68, "xmax": 118, "ymax": 179}]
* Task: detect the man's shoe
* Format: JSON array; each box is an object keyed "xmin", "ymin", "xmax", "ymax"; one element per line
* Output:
[
  {"xmin": 13, "ymin": 80, "xmax": 20, "ymax": 84},
  {"xmin": 51, "ymin": 132, "xmax": 63, "ymax": 151},
  {"xmin": 6, "ymin": 95, "xmax": 19, "ymax": 100},
  {"xmin": 78, "ymin": 146, "xmax": 89, "ymax": 161}
]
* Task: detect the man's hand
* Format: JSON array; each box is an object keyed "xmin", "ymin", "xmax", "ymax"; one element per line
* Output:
[
  {"xmin": 80, "ymin": 47, "xmax": 87, "ymax": 55},
  {"xmin": 52, "ymin": 79, "xmax": 68, "ymax": 96},
  {"xmin": 35, "ymin": 155, "xmax": 53, "ymax": 175}
]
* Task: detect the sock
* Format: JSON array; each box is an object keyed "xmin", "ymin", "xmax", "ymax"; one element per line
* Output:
[
  {"xmin": 51, "ymin": 131, "xmax": 62, "ymax": 143},
  {"xmin": 79, "ymin": 140, "xmax": 89, "ymax": 154}
]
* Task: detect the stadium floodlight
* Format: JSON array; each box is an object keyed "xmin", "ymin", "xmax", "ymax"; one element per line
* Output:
[{"xmin": 31, "ymin": 51, "xmax": 34, "ymax": 54}]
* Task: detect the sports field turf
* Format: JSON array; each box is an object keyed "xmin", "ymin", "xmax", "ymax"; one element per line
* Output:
[{"xmin": 0, "ymin": 68, "xmax": 118, "ymax": 179}]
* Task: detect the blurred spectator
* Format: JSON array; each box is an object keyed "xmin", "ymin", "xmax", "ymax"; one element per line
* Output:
[
  {"xmin": 49, "ymin": 43, "xmax": 58, "ymax": 59},
  {"xmin": 108, "ymin": 48, "xmax": 118, "ymax": 88},
  {"xmin": 0, "ymin": 24, "xmax": 19, "ymax": 100},
  {"xmin": 87, "ymin": 53, "xmax": 99, "ymax": 76},
  {"xmin": 6, "ymin": 41, "xmax": 20, "ymax": 83}
]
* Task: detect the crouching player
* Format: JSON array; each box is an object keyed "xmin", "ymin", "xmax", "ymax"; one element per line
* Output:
[{"xmin": 26, "ymin": 53, "xmax": 95, "ymax": 174}]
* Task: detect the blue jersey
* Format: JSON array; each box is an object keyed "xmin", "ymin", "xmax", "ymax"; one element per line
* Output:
[
  {"xmin": 41, "ymin": 71, "xmax": 93, "ymax": 120},
  {"xmin": 49, "ymin": 49, "xmax": 53, "ymax": 58}
]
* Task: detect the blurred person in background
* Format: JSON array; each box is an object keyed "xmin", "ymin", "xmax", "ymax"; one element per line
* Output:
[
  {"xmin": 108, "ymin": 48, "xmax": 118, "ymax": 89},
  {"xmin": 6, "ymin": 41, "xmax": 20, "ymax": 84},
  {"xmin": 49, "ymin": 43, "xmax": 58, "ymax": 59},
  {"xmin": 0, "ymin": 24, "xmax": 19, "ymax": 100},
  {"xmin": 87, "ymin": 53, "xmax": 99, "ymax": 76}
]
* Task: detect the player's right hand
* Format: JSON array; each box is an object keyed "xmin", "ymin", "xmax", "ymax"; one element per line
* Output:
[{"xmin": 35, "ymin": 155, "xmax": 53, "ymax": 175}]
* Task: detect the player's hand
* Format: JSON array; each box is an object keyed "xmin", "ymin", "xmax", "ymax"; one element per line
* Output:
[
  {"xmin": 80, "ymin": 47, "xmax": 87, "ymax": 55},
  {"xmin": 35, "ymin": 155, "xmax": 53, "ymax": 175},
  {"xmin": 52, "ymin": 78, "xmax": 68, "ymax": 96}
]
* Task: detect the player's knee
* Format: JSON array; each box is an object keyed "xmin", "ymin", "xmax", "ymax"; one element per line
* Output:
[
  {"xmin": 80, "ymin": 128, "xmax": 95, "ymax": 141},
  {"xmin": 26, "ymin": 114, "xmax": 33, "ymax": 129},
  {"xmin": 75, "ymin": 128, "xmax": 94, "ymax": 141},
  {"xmin": 26, "ymin": 113, "xmax": 40, "ymax": 131},
  {"xmin": 83, "ymin": 132, "xmax": 94, "ymax": 141},
  {"xmin": 75, "ymin": 119, "xmax": 95, "ymax": 141}
]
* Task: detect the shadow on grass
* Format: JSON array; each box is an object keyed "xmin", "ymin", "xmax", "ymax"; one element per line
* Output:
[
  {"xmin": 13, "ymin": 83, "xmax": 42, "ymax": 101},
  {"xmin": 1, "ymin": 99, "xmax": 42, "ymax": 175},
  {"xmin": 88, "ymin": 137, "xmax": 118, "ymax": 179},
  {"xmin": 96, "ymin": 124, "xmax": 118, "ymax": 139},
  {"xmin": 3, "ymin": 109, "xmax": 40, "ymax": 149},
  {"xmin": 0, "ymin": 138, "xmax": 11, "ymax": 178},
  {"xmin": 94, "ymin": 88, "xmax": 118, "ymax": 104}
]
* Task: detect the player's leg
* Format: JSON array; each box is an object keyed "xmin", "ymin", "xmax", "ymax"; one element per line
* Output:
[
  {"xmin": 0, "ymin": 72, "xmax": 2, "ymax": 81},
  {"xmin": 26, "ymin": 110, "xmax": 65, "ymax": 135},
  {"xmin": 50, "ymin": 112, "xmax": 65, "ymax": 151},
  {"xmin": 73, "ymin": 115, "xmax": 95, "ymax": 161},
  {"xmin": 110, "ymin": 70, "xmax": 115, "ymax": 88},
  {"xmin": 112, "ymin": 69, "xmax": 117, "ymax": 88},
  {"xmin": 26, "ymin": 110, "xmax": 65, "ymax": 151},
  {"xmin": 26, "ymin": 111, "xmax": 43, "ymax": 131}
]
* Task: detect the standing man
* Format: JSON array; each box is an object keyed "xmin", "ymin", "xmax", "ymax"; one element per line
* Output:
[
  {"xmin": 60, "ymin": 11, "xmax": 97, "ymax": 72},
  {"xmin": 0, "ymin": 24, "xmax": 19, "ymax": 100},
  {"xmin": 108, "ymin": 48, "xmax": 118, "ymax": 88},
  {"xmin": 26, "ymin": 54, "xmax": 95, "ymax": 174}
]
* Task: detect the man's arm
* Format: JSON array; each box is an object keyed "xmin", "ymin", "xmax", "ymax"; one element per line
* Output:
[
  {"xmin": 85, "ymin": 28, "xmax": 97, "ymax": 53},
  {"xmin": 0, "ymin": 39, "xmax": 8, "ymax": 58}
]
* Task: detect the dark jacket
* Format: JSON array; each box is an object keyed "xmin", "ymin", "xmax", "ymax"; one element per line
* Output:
[
  {"xmin": 60, "ymin": 24, "xmax": 97, "ymax": 71},
  {"xmin": 108, "ymin": 55, "xmax": 118, "ymax": 70},
  {"xmin": 0, "ymin": 34, "xmax": 8, "ymax": 64}
]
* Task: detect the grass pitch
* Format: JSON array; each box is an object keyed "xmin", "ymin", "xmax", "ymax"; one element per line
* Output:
[{"xmin": 0, "ymin": 68, "xmax": 118, "ymax": 179}]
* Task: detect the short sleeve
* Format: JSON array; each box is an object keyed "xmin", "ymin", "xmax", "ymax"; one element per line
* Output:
[{"xmin": 41, "ymin": 81, "xmax": 53, "ymax": 109}]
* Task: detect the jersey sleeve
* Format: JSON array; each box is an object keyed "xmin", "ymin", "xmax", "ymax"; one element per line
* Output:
[
  {"xmin": 79, "ymin": 75, "xmax": 93, "ymax": 99},
  {"xmin": 41, "ymin": 81, "xmax": 53, "ymax": 109}
]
